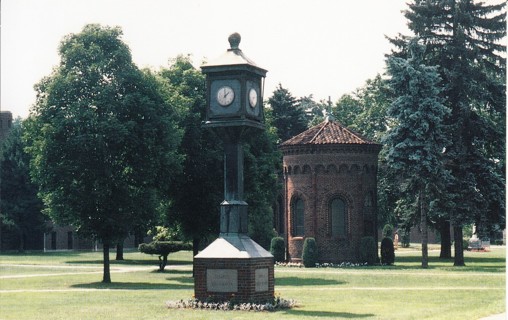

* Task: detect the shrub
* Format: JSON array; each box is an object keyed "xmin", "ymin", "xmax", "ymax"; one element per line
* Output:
[
  {"xmin": 139, "ymin": 241, "xmax": 192, "ymax": 271},
  {"xmin": 270, "ymin": 237, "xmax": 285, "ymax": 263},
  {"xmin": 359, "ymin": 236, "xmax": 377, "ymax": 265},
  {"xmin": 302, "ymin": 237, "xmax": 318, "ymax": 267},
  {"xmin": 380, "ymin": 237, "xmax": 395, "ymax": 265},
  {"xmin": 382, "ymin": 224, "xmax": 394, "ymax": 239}
]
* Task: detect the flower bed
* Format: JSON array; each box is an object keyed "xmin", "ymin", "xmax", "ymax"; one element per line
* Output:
[
  {"xmin": 275, "ymin": 261, "xmax": 368, "ymax": 268},
  {"xmin": 166, "ymin": 296, "xmax": 297, "ymax": 312}
]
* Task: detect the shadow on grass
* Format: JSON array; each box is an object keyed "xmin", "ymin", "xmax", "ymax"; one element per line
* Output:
[
  {"xmin": 71, "ymin": 279, "xmax": 192, "ymax": 290},
  {"xmin": 66, "ymin": 259, "xmax": 191, "ymax": 266},
  {"xmin": 151, "ymin": 269, "xmax": 192, "ymax": 275},
  {"xmin": 283, "ymin": 309, "xmax": 374, "ymax": 318},
  {"xmin": 1, "ymin": 251, "xmax": 83, "ymax": 256},
  {"xmin": 395, "ymin": 255, "xmax": 505, "ymax": 272},
  {"xmin": 276, "ymin": 277, "xmax": 345, "ymax": 286},
  {"xmin": 166, "ymin": 275, "xmax": 194, "ymax": 285}
]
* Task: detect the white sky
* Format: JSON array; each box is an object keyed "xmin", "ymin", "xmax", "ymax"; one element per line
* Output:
[{"xmin": 1, "ymin": 0, "xmax": 500, "ymax": 120}]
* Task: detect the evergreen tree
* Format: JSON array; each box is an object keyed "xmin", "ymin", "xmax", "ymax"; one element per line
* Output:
[
  {"xmin": 385, "ymin": 40, "xmax": 450, "ymax": 268},
  {"xmin": 267, "ymin": 84, "xmax": 308, "ymax": 142},
  {"xmin": 1, "ymin": 119, "xmax": 46, "ymax": 251},
  {"xmin": 389, "ymin": 0, "xmax": 506, "ymax": 265}
]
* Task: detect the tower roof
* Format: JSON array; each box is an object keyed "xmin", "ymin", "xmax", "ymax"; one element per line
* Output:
[
  {"xmin": 201, "ymin": 33, "xmax": 267, "ymax": 76},
  {"xmin": 280, "ymin": 118, "xmax": 380, "ymax": 147}
]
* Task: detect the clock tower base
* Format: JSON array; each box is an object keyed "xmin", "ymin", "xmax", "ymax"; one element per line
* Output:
[{"xmin": 194, "ymin": 235, "xmax": 274, "ymax": 303}]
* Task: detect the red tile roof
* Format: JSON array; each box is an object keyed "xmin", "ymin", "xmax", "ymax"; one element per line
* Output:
[{"xmin": 280, "ymin": 118, "xmax": 378, "ymax": 146}]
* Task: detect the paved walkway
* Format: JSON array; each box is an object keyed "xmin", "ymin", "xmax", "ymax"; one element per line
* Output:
[
  {"xmin": 479, "ymin": 313, "xmax": 506, "ymax": 320},
  {"xmin": 0, "ymin": 264, "xmax": 155, "ymax": 279}
]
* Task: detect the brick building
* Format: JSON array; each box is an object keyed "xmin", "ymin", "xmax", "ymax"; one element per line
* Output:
[
  {"xmin": 279, "ymin": 117, "xmax": 382, "ymax": 263},
  {"xmin": 43, "ymin": 223, "xmax": 149, "ymax": 251}
]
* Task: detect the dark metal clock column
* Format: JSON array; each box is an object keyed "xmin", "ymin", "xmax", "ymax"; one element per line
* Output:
[{"xmin": 221, "ymin": 132, "xmax": 249, "ymax": 235}]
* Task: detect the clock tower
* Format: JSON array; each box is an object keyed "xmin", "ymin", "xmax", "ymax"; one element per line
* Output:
[
  {"xmin": 201, "ymin": 32, "xmax": 267, "ymax": 129},
  {"xmin": 194, "ymin": 33, "xmax": 274, "ymax": 303}
]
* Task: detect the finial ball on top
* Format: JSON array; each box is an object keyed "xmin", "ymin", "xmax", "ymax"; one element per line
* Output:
[{"xmin": 228, "ymin": 32, "xmax": 241, "ymax": 50}]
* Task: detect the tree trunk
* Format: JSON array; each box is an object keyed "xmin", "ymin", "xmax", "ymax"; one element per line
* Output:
[
  {"xmin": 453, "ymin": 226, "xmax": 465, "ymax": 266},
  {"xmin": 116, "ymin": 241, "xmax": 124, "ymax": 260},
  {"xmin": 439, "ymin": 219, "xmax": 452, "ymax": 259},
  {"xmin": 420, "ymin": 188, "xmax": 428, "ymax": 269},
  {"xmin": 18, "ymin": 230, "xmax": 25, "ymax": 253},
  {"xmin": 158, "ymin": 254, "xmax": 168, "ymax": 271},
  {"xmin": 103, "ymin": 243, "xmax": 111, "ymax": 283}
]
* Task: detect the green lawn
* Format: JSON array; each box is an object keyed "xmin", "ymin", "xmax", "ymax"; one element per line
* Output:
[{"xmin": 0, "ymin": 247, "xmax": 505, "ymax": 319}]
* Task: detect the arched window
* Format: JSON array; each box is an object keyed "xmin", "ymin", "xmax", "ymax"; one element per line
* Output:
[
  {"xmin": 293, "ymin": 198, "xmax": 305, "ymax": 236},
  {"xmin": 331, "ymin": 198, "xmax": 347, "ymax": 237}
]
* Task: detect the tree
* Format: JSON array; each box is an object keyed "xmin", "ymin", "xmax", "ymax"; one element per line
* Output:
[
  {"xmin": 266, "ymin": 84, "xmax": 308, "ymax": 143},
  {"xmin": 333, "ymin": 76, "xmax": 398, "ymax": 231},
  {"xmin": 384, "ymin": 40, "xmax": 450, "ymax": 268},
  {"xmin": 1, "ymin": 119, "xmax": 46, "ymax": 251},
  {"xmin": 158, "ymin": 55, "xmax": 223, "ymax": 256},
  {"xmin": 389, "ymin": 0, "xmax": 506, "ymax": 266},
  {"xmin": 333, "ymin": 93, "xmax": 363, "ymax": 128},
  {"xmin": 24, "ymin": 24, "xmax": 183, "ymax": 283},
  {"xmin": 334, "ymin": 75, "xmax": 392, "ymax": 142},
  {"xmin": 138, "ymin": 226, "xmax": 191, "ymax": 271},
  {"xmin": 243, "ymin": 127, "xmax": 281, "ymax": 249},
  {"xmin": 298, "ymin": 95, "xmax": 329, "ymax": 126},
  {"xmin": 139, "ymin": 241, "xmax": 192, "ymax": 271}
]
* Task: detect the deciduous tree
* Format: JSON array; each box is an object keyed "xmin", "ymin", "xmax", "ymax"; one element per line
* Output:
[
  {"xmin": 1, "ymin": 119, "xmax": 46, "ymax": 251},
  {"xmin": 25, "ymin": 24, "xmax": 183, "ymax": 282},
  {"xmin": 158, "ymin": 55, "xmax": 223, "ymax": 256}
]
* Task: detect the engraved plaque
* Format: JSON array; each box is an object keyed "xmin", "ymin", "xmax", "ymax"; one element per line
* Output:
[
  {"xmin": 255, "ymin": 268, "xmax": 269, "ymax": 292},
  {"xmin": 207, "ymin": 269, "xmax": 238, "ymax": 292}
]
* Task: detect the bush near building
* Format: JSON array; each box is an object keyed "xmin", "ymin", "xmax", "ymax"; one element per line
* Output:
[
  {"xmin": 380, "ymin": 237, "xmax": 395, "ymax": 265},
  {"xmin": 270, "ymin": 237, "xmax": 285, "ymax": 262},
  {"xmin": 302, "ymin": 237, "xmax": 318, "ymax": 267}
]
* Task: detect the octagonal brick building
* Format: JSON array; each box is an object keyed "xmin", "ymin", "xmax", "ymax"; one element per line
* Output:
[{"xmin": 279, "ymin": 117, "xmax": 382, "ymax": 263}]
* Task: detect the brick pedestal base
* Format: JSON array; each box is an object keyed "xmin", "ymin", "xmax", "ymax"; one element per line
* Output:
[{"xmin": 194, "ymin": 235, "xmax": 274, "ymax": 303}]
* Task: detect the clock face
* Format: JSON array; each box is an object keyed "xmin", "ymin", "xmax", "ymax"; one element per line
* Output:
[
  {"xmin": 216, "ymin": 86, "xmax": 235, "ymax": 106},
  {"xmin": 249, "ymin": 88, "xmax": 258, "ymax": 108}
]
